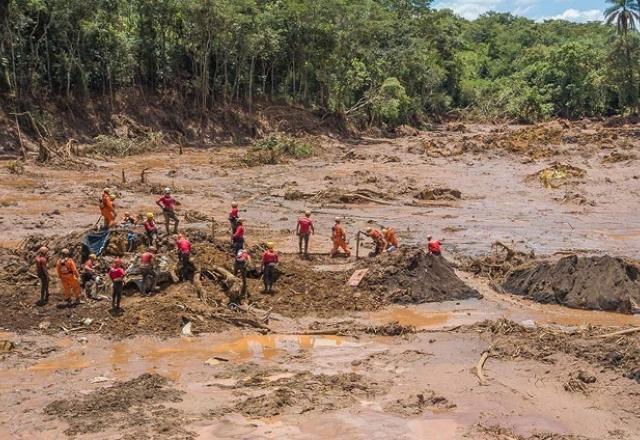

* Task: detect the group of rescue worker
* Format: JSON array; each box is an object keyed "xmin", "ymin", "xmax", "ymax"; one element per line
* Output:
[{"xmin": 34, "ymin": 188, "xmax": 444, "ymax": 314}]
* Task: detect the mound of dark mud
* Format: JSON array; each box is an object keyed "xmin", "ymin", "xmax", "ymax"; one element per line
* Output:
[
  {"xmin": 44, "ymin": 373, "xmax": 189, "ymax": 437},
  {"xmin": 361, "ymin": 248, "xmax": 480, "ymax": 304},
  {"xmin": 503, "ymin": 255, "xmax": 640, "ymax": 313}
]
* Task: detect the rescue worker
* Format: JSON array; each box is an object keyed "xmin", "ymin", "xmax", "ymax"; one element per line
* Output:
[
  {"xmin": 156, "ymin": 187, "xmax": 180, "ymax": 235},
  {"xmin": 296, "ymin": 210, "xmax": 314, "ymax": 258},
  {"xmin": 232, "ymin": 218, "xmax": 245, "ymax": 254},
  {"xmin": 176, "ymin": 233, "xmax": 192, "ymax": 281},
  {"xmin": 99, "ymin": 188, "xmax": 116, "ymax": 229},
  {"xmin": 261, "ymin": 242, "xmax": 279, "ymax": 294},
  {"xmin": 427, "ymin": 235, "xmax": 443, "ymax": 256},
  {"xmin": 109, "ymin": 258, "xmax": 126, "ymax": 313},
  {"xmin": 122, "ymin": 212, "xmax": 136, "ymax": 225},
  {"xmin": 121, "ymin": 212, "xmax": 138, "ymax": 252},
  {"xmin": 81, "ymin": 254, "xmax": 98, "ymax": 299},
  {"xmin": 143, "ymin": 212, "xmax": 158, "ymax": 247},
  {"xmin": 382, "ymin": 227, "xmax": 399, "ymax": 252},
  {"xmin": 56, "ymin": 248, "xmax": 81, "ymax": 305},
  {"xmin": 365, "ymin": 227, "xmax": 385, "ymax": 257},
  {"xmin": 140, "ymin": 246, "xmax": 157, "ymax": 295},
  {"xmin": 35, "ymin": 246, "xmax": 50, "ymax": 305},
  {"xmin": 229, "ymin": 202, "xmax": 240, "ymax": 235},
  {"xmin": 331, "ymin": 218, "xmax": 351, "ymax": 258},
  {"xmin": 234, "ymin": 249, "xmax": 251, "ymax": 301}
]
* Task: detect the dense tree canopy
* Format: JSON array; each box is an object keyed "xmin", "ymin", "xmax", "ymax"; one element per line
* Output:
[{"xmin": 0, "ymin": 0, "xmax": 637, "ymax": 124}]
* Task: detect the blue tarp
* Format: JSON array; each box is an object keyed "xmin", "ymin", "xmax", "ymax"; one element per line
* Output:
[{"xmin": 82, "ymin": 229, "xmax": 110, "ymax": 257}]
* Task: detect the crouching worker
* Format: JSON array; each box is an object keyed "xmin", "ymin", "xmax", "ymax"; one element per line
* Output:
[
  {"xmin": 140, "ymin": 246, "xmax": 157, "ymax": 295},
  {"xmin": 365, "ymin": 227, "xmax": 385, "ymax": 257},
  {"xmin": 382, "ymin": 227, "xmax": 399, "ymax": 253},
  {"xmin": 428, "ymin": 235, "xmax": 443, "ymax": 256},
  {"xmin": 56, "ymin": 249, "xmax": 81, "ymax": 306},
  {"xmin": 109, "ymin": 258, "xmax": 126, "ymax": 313},
  {"xmin": 261, "ymin": 242, "xmax": 279, "ymax": 294}
]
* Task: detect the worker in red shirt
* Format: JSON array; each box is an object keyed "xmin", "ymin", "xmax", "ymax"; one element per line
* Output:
[
  {"xmin": 229, "ymin": 202, "xmax": 240, "ymax": 235},
  {"xmin": 109, "ymin": 258, "xmax": 126, "ymax": 313},
  {"xmin": 143, "ymin": 212, "xmax": 158, "ymax": 246},
  {"xmin": 296, "ymin": 210, "xmax": 314, "ymax": 258},
  {"xmin": 81, "ymin": 254, "xmax": 98, "ymax": 300},
  {"xmin": 382, "ymin": 227, "xmax": 399, "ymax": 252},
  {"xmin": 234, "ymin": 249, "xmax": 251, "ymax": 301},
  {"xmin": 139, "ymin": 246, "xmax": 157, "ymax": 295},
  {"xmin": 156, "ymin": 187, "xmax": 181, "ymax": 235},
  {"xmin": 35, "ymin": 246, "xmax": 50, "ymax": 305},
  {"xmin": 176, "ymin": 233, "xmax": 192, "ymax": 281},
  {"xmin": 427, "ymin": 235, "xmax": 443, "ymax": 256},
  {"xmin": 261, "ymin": 242, "xmax": 279, "ymax": 293},
  {"xmin": 232, "ymin": 218, "xmax": 245, "ymax": 254},
  {"xmin": 365, "ymin": 227, "xmax": 385, "ymax": 256}
]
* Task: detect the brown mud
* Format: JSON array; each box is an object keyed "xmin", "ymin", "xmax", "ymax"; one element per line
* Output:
[{"xmin": 2, "ymin": 120, "xmax": 640, "ymax": 439}]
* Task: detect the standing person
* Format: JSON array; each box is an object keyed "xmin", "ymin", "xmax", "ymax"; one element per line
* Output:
[
  {"xmin": 139, "ymin": 246, "xmax": 157, "ymax": 295},
  {"xmin": 232, "ymin": 218, "xmax": 245, "ymax": 254},
  {"xmin": 229, "ymin": 202, "xmax": 240, "ymax": 235},
  {"xmin": 427, "ymin": 235, "xmax": 443, "ymax": 256},
  {"xmin": 382, "ymin": 227, "xmax": 399, "ymax": 252},
  {"xmin": 143, "ymin": 212, "xmax": 158, "ymax": 247},
  {"xmin": 176, "ymin": 233, "xmax": 192, "ymax": 281},
  {"xmin": 365, "ymin": 227, "xmax": 385, "ymax": 257},
  {"xmin": 121, "ymin": 212, "xmax": 138, "ymax": 252},
  {"xmin": 156, "ymin": 188, "xmax": 180, "ymax": 235},
  {"xmin": 109, "ymin": 258, "xmax": 126, "ymax": 313},
  {"xmin": 331, "ymin": 218, "xmax": 351, "ymax": 258},
  {"xmin": 81, "ymin": 254, "xmax": 98, "ymax": 299},
  {"xmin": 35, "ymin": 246, "xmax": 50, "ymax": 305},
  {"xmin": 234, "ymin": 249, "xmax": 251, "ymax": 301},
  {"xmin": 261, "ymin": 242, "xmax": 279, "ymax": 294},
  {"xmin": 56, "ymin": 249, "xmax": 81, "ymax": 305},
  {"xmin": 99, "ymin": 188, "xmax": 116, "ymax": 229},
  {"xmin": 296, "ymin": 210, "xmax": 314, "ymax": 258}
]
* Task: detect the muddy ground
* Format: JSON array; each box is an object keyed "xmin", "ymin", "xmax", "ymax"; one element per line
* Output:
[{"xmin": 1, "ymin": 120, "xmax": 640, "ymax": 439}]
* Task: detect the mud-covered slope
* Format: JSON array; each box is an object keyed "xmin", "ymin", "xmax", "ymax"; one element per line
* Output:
[
  {"xmin": 503, "ymin": 255, "xmax": 640, "ymax": 313},
  {"xmin": 361, "ymin": 248, "xmax": 480, "ymax": 304}
]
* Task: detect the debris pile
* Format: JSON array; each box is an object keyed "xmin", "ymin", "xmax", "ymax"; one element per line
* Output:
[
  {"xmin": 457, "ymin": 241, "xmax": 535, "ymax": 281},
  {"xmin": 534, "ymin": 162, "xmax": 586, "ymax": 189},
  {"xmin": 503, "ymin": 255, "xmax": 640, "ymax": 314},
  {"xmin": 384, "ymin": 390, "xmax": 456, "ymax": 416},
  {"xmin": 360, "ymin": 248, "xmax": 480, "ymax": 304},
  {"xmin": 414, "ymin": 187, "xmax": 462, "ymax": 201}
]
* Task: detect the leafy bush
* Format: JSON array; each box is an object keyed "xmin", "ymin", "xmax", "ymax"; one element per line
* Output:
[
  {"xmin": 5, "ymin": 160, "xmax": 25, "ymax": 175},
  {"xmin": 243, "ymin": 134, "xmax": 316, "ymax": 166},
  {"xmin": 85, "ymin": 132, "xmax": 165, "ymax": 157}
]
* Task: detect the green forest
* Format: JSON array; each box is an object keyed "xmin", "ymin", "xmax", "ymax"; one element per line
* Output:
[{"xmin": 1, "ymin": 0, "xmax": 639, "ymax": 125}]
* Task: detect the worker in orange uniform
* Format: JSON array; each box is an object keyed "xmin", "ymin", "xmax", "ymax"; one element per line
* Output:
[
  {"xmin": 427, "ymin": 235, "xmax": 443, "ymax": 256},
  {"xmin": 331, "ymin": 217, "xmax": 350, "ymax": 258},
  {"xmin": 296, "ymin": 210, "xmax": 314, "ymax": 258},
  {"xmin": 261, "ymin": 242, "xmax": 279, "ymax": 293},
  {"xmin": 229, "ymin": 202, "xmax": 240, "ymax": 235},
  {"xmin": 382, "ymin": 227, "xmax": 399, "ymax": 253},
  {"xmin": 56, "ymin": 248, "xmax": 81, "ymax": 305},
  {"xmin": 35, "ymin": 246, "xmax": 50, "ymax": 305},
  {"xmin": 99, "ymin": 188, "xmax": 116, "ymax": 229},
  {"xmin": 365, "ymin": 227, "xmax": 385, "ymax": 257}
]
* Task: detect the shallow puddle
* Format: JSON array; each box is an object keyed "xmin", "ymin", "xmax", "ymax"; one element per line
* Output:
[{"xmin": 371, "ymin": 308, "xmax": 451, "ymax": 328}]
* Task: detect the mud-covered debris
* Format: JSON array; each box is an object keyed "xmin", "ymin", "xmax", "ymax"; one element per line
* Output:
[
  {"xmin": 284, "ymin": 189, "xmax": 306, "ymax": 200},
  {"xmin": 183, "ymin": 210, "xmax": 211, "ymax": 223},
  {"xmin": 360, "ymin": 247, "xmax": 480, "ymax": 304},
  {"xmin": 365, "ymin": 321, "xmax": 415, "ymax": 336},
  {"xmin": 415, "ymin": 187, "xmax": 462, "ymax": 201},
  {"xmin": 602, "ymin": 151, "xmax": 636, "ymax": 163},
  {"xmin": 384, "ymin": 390, "xmax": 455, "ymax": 415},
  {"xmin": 44, "ymin": 373, "xmax": 187, "ymax": 437},
  {"xmin": 0, "ymin": 340, "xmax": 15, "ymax": 352},
  {"xmin": 557, "ymin": 191, "xmax": 595, "ymax": 206},
  {"xmin": 534, "ymin": 162, "xmax": 586, "ymax": 189},
  {"xmin": 503, "ymin": 255, "xmax": 640, "ymax": 313},
  {"xmin": 457, "ymin": 241, "xmax": 535, "ymax": 281}
]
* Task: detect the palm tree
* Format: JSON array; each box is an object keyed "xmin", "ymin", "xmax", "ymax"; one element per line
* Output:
[{"xmin": 605, "ymin": 0, "xmax": 640, "ymax": 109}]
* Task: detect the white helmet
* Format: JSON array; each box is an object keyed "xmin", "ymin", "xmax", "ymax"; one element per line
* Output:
[{"xmin": 164, "ymin": 187, "xmax": 171, "ymax": 194}]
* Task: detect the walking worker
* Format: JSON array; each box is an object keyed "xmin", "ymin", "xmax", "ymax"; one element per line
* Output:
[
  {"xmin": 176, "ymin": 233, "xmax": 192, "ymax": 281},
  {"xmin": 35, "ymin": 246, "xmax": 50, "ymax": 305},
  {"xmin": 99, "ymin": 188, "xmax": 116, "ymax": 229},
  {"xmin": 56, "ymin": 248, "xmax": 81, "ymax": 305},
  {"xmin": 261, "ymin": 242, "xmax": 279, "ymax": 293},
  {"xmin": 427, "ymin": 235, "xmax": 443, "ymax": 256},
  {"xmin": 143, "ymin": 212, "xmax": 158, "ymax": 246},
  {"xmin": 156, "ymin": 187, "xmax": 181, "ymax": 235},
  {"xmin": 331, "ymin": 218, "xmax": 350, "ymax": 257},
  {"xmin": 109, "ymin": 258, "xmax": 126, "ymax": 312},
  {"xmin": 232, "ymin": 218, "xmax": 245, "ymax": 254},
  {"xmin": 229, "ymin": 202, "xmax": 240, "ymax": 234},
  {"xmin": 382, "ymin": 227, "xmax": 399, "ymax": 252},
  {"xmin": 296, "ymin": 210, "xmax": 314, "ymax": 257},
  {"xmin": 365, "ymin": 227, "xmax": 385, "ymax": 257},
  {"xmin": 139, "ymin": 246, "xmax": 157, "ymax": 295}
]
